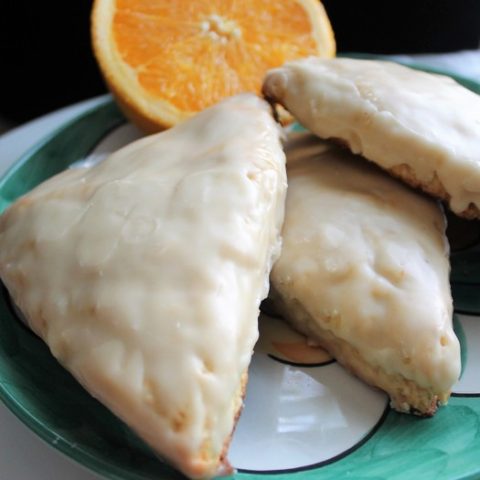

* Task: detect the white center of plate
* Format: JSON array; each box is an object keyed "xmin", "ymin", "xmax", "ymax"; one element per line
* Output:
[{"xmin": 229, "ymin": 353, "xmax": 388, "ymax": 471}]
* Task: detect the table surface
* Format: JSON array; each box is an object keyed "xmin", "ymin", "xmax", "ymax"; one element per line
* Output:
[{"xmin": 0, "ymin": 50, "xmax": 478, "ymax": 480}]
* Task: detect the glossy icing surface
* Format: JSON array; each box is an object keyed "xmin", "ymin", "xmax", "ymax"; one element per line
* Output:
[
  {"xmin": 0, "ymin": 94, "xmax": 287, "ymax": 479},
  {"xmin": 263, "ymin": 57, "xmax": 480, "ymax": 214},
  {"xmin": 271, "ymin": 134, "xmax": 460, "ymax": 396}
]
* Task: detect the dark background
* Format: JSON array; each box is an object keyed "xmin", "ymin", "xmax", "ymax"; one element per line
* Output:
[{"xmin": 0, "ymin": 0, "xmax": 479, "ymax": 125}]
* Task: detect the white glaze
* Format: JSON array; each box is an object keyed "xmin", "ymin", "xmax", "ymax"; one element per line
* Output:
[
  {"xmin": 263, "ymin": 57, "xmax": 480, "ymax": 214},
  {"xmin": 0, "ymin": 94, "xmax": 287, "ymax": 479},
  {"xmin": 271, "ymin": 134, "xmax": 460, "ymax": 397}
]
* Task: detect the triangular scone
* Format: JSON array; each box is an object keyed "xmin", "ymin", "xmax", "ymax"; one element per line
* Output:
[
  {"xmin": 269, "ymin": 134, "xmax": 460, "ymax": 416},
  {"xmin": 0, "ymin": 94, "xmax": 287, "ymax": 478},
  {"xmin": 263, "ymin": 57, "xmax": 480, "ymax": 218}
]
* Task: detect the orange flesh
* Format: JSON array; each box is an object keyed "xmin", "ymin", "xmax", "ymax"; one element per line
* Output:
[{"xmin": 113, "ymin": 0, "xmax": 318, "ymax": 111}]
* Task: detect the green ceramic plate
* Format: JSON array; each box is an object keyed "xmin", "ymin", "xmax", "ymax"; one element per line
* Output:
[{"xmin": 1, "ymin": 62, "xmax": 480, "ymax": 480}]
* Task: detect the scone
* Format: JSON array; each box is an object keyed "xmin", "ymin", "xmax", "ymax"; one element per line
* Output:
[
  {"xmin": 263, "ymin": 57, "xmax": 480, "ymax": 218},
  {"xmin": 270, "ymin": 133, "xmax": 460, "ymax": 416},
  {"xmin": 0, "ymin": 94, "xmax": 287, "ymax": 478}
]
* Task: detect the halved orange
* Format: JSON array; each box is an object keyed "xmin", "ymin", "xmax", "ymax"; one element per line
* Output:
[{"xmin": 91, "ymin": 0, "xmax": 335, "ymax": 132}]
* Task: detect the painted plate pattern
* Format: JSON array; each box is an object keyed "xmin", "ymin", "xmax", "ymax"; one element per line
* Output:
[{"xmin": 0, "ymin": 64, "xmax": 479, "ymax": 480}]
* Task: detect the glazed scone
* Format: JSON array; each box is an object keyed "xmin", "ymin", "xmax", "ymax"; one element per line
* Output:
[
  {"xmin": 0, "ymin": 94, "xmax": 287, "ymax": 479},
  {"xmin": 270, "ymin": 133, "xmax": 460, "ymax": 415},
  {"xmin": 263, "ymin": 57, "xmax": 480, "ymax": 218}
]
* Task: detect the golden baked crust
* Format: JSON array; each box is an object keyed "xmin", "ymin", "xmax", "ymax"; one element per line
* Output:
[
  {"xmin": 216, "ymin": 370, "xmax": 248, "ymax": 475},
  {"xmin": 270, "ymin": 288, "xmax": 448, "ymax": 417},
  {"xmin": 387, "ymin": 163, "xmax": 480, "ymax": 220},
  {"xmin": 329, "ymin": 137, "xmax": 480, "ymax": 220}
]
